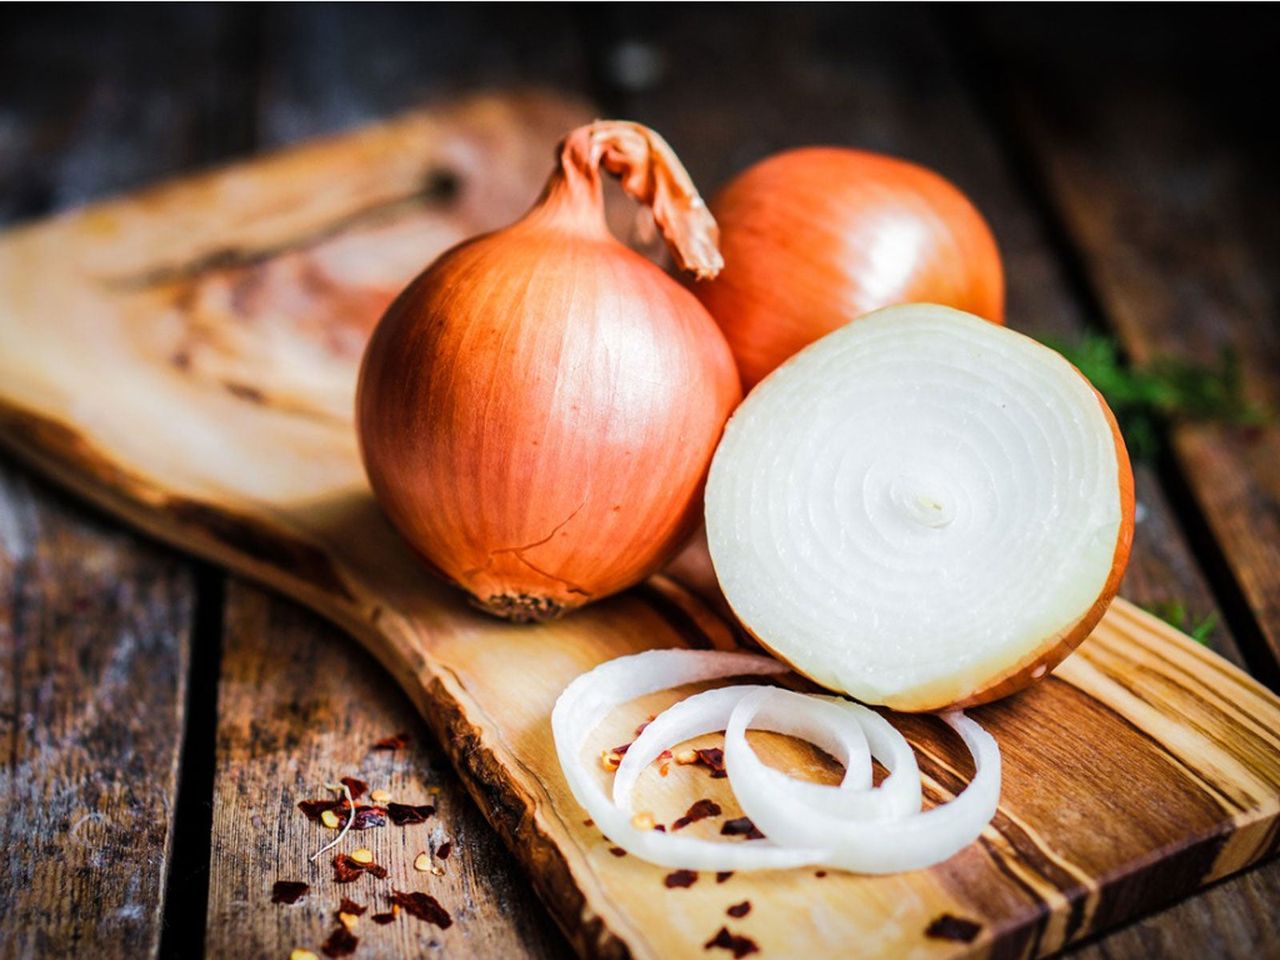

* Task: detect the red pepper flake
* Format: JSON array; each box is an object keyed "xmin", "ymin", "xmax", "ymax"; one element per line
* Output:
[
  {"xmin": 695, "ymin": 747, "xmax": 727, "ymax": 778},
  {"xmin": 332, "ymin": 855, "xmax": 364, "ymax": 884},
  {"xmin": 321, "ymin": 925, "xmax": 359, "ymax": 958},
  {"xmin": 298, "ymin": 798, "xmax": 342, "ymax": 822},
  {"xmin": 371, "ymin": 912, "xmax": 397, "ymax": 925},
  {"xmin": 270, "ymin": 880, "xmax": 309, "ymax": 904},
  {"xmin": 925, "ymin": 914, "xmax": 982, "ymax": 943},
  {"xmin": 339, "ymin": 776, "xmax": 368, "ymax": 801},
  {"xmin": 657, "ymin": 749, "xmax": 673, "ymax": 777},
  {"xmin": 726, "ymin": 901, "xmax": 751, "ymax": 918},
  {"xmin": 704, "ymin": 926, "xmax": 759, "ymax": 958},
  {"xmin": 364, "ymin": 862, "xmax": 389, "ymax": 879},
  {"xmin": 635, "ymin": 715, "xmax": 655, "ymax": 736},
  {"xmin": 720, "ymin": 817, "xmax": 765, "ymax": 840},
  {"xmin": 372, "ymin": 732, "xmax": 410, "ymax": 751},
  {"xmin": 814, "ymin": 870, "xmax": 827, "ymax": 878},
  {"xmin": 608, "ymin": 846, "xmax": 627, "ymax": 857},
  {"xmin": 672, "ymin": 799, "xmax": 723, "ymax": 831},
  {"xmin": 582, "ymin": 818, "xmax": 594, "ymax": 827},
  {"xmin": 437, "ymin": 841, "xmax": 453, "ymax": 860},
  {"xmin": 611, "ymin": 741, "xmax": 632, "ymax": 756},
  {"xmin": 390, "ymin": 890, "xmax": 454, "ymax": 928},
  {"xmin": 653, "ymin": 824, "xmax": 667, "ymax": 833},
  {"xmin": 338, "ymin": 897, "xmax": 366, "ymax": 917},
  {"xmin": 386, "ymin": 802, "xmax": 435, "ymax": 826},
  {"xmin": 350, "ymin": 805, "xmax": 387, "ymax": 830},
  {"xmin": 664, "ymin": 869, "xmax": 698, "ymax": 889},
  {"xmin": 715, "ymin": 871, "xmax": 734, "ymax": 883}
]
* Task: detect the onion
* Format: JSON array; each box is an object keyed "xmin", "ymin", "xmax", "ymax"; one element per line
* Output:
[
  {"xmin": 693, "ymin": 147, "xmax": 1004, "ymax": 388},
  {"xmin": 553, "ymin": 649, "xmax": 1001, "ymax": 874},
  {"xmin": 705, "ymin": 304, "xmax": 1135, "ymax": 711},
  {"xmin": 357, "ymin": 122, "xmax": 740, "ymax": 621}
]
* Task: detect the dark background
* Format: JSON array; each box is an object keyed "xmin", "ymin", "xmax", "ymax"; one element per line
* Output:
[{"xmin": 2, "ymin": 4, "xmax": 1279, "ymax": 959}]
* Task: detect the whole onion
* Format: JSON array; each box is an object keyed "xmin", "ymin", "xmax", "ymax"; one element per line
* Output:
[
  {"xmin": 357, "ymin": 121, "xmax": 740, "ymax": 621},
  {"xmin": 693, "ymin": 147, "xmax": 1005, "ymax": 388}
]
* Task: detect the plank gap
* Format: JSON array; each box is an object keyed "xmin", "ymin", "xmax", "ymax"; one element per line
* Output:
[{"xmin": 158, "ymin": 565, "xmax": 225, "ymax": 960}]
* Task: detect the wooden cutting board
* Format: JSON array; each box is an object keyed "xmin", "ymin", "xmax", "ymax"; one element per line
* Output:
[{"xmin": 1, "ymin": 91, "xmax": 1278, "ymax": 960}]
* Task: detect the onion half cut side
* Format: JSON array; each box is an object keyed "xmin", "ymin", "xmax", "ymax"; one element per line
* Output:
[
  {"xmin": 705, "ymin": 303, "xmax": 1135, "ymax": 711},
  {"xmin": 552, "ymin": 649, "xmax": 1002, "ymax": 874}
]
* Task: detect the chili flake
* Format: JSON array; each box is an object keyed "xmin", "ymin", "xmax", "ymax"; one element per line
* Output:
[
  {"xmin": 720, "ymin": 817, "xmax": 765, "ymax": 840},
  {"xmin": 298, "ymin": 798, "xmax": 342, "ymax": 822},
  {"xmin": 390, "ymin": 890, "xmax": 454, "ymax": 928},
  {"xmin": 339, "ymin": 776, "xmax": 368, "ymax": 800},
  {"xmin": 414, "ymin": 852, "xmax": 431, "ymax": 872},
  {"xmin": 371, "ymin": 912, "xmax": 397, "ymax": 925},
  {"xmin": 715, "ymin": 871, "xmax": 734, "ymax": 883},
  {"xmin": 321, "ymin": 926, "xmax": 358, "ymax": 958},
  {"xmin": 924, "ymin": 913, "xmax": 982, "ymax": 943},
  {"xmin": 338, "ymin": 897, "xmax": 366, "ymax": 917},
  {"xmin": 350, "ymin": 849, "xmax": 374, "ymax": 865},
  {"xmin": 332, "ymin": 855, "xmax": 364, "ymax": 884},
  {"xmin": 704, "ymin": 926, "xmax": 759, "ymax": 958},
  {"xmin": 437, "ymin": 840, "xmax": 453, "ymax": 860},
  {"xmin": 672, "ymin": 799, "xmax": 722, "ymax": 831},
  {"xmin": 664, "ymin": 869, "xmax": 698, "ymax": 889},
  {"xmin": 386, "ymin": 802, "xmax": 435, "ymax": 826},
  {"xmin": 271, "ymin": 880, "xmax": 309, "ymax": 904},
  {"xmin": 609, "ymin": 847, "xmax": 627, "ymax": 857},
  {"xmin": 371, "ymin": 732, "xmax": 410, "ymax": 751},
  {"xmin": 369, "ymin": 789, "xmax": 392, "ymax": 804},
  {"xmin": 695, "ymin": 747, "xmax": 727, "ymax": 778},
  {"xmin": 726, "ymin": 901, "xmax": 751, "ymax": 918}
]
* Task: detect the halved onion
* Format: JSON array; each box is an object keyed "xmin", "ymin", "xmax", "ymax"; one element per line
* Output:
[{"xmin": 705, "ymin": 304, "xmax": 1135, "ymax": 711}]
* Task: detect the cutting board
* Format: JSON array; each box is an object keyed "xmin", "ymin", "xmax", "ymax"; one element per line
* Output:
[{"xmin": 1, "ymin": 91, "xmax": 1278, "ymax": 960}]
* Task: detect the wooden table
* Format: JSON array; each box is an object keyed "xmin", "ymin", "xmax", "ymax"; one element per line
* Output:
[{"xmin": 2, "ymin": 6, "xmax": 1277, "ymax": 958}]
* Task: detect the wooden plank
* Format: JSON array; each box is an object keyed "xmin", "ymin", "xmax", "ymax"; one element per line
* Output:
[
  {"xmin": 0, "ymin": 7, "xmax": 243, "ymax": 957},
  {"xmin": 971, "ymin": 10, "xmax": 1280, "ymax": 675},
  {"xmin": 206, "ymin": 580, "xmax": 567, "ymax": 958},
  {"xmin": 0, "ymin": 461, "xmax": 194, "ymax": 957},
  {"xmin": 205, "ymin": 11, "xmax": 597, "ymax": 956},
  {"xmin": 591, "ymin": 4, "xmax": 1241, "ymax": 666},
  {"xmin": 1, "ymin": 99, "xmax": 1279, "ymax": 960}
]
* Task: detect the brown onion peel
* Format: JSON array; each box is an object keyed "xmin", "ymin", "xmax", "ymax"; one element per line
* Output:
[{"xmin": 357, "ymin": 121, "xmax": 740, "ymax": 621}]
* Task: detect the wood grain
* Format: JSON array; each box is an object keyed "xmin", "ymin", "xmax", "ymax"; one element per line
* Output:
[
  {"xmin": 1, "ymin": 93, "xmax": 1279, "ymax": 960},
  {"xmin": 207, "ymin": 579, "xmax": 567, "ymax": 959},
  {"xmin": 0, "ymin": 461, "xmax": 194, "ymax": 959}
]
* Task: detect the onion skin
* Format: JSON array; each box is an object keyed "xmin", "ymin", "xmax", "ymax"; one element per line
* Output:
[
  {"xmin": 694, "ymin": 147, "xmax": 1005, "ymax": 388},
  {"xmin": 357, "ymin": 122, "xmax": 740, "ymax": 621}
]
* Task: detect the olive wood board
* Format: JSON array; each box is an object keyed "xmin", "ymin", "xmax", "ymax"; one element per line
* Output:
[{"xmin": 1, "ymin": 91, "xmax": 1278, "ymax": 960}]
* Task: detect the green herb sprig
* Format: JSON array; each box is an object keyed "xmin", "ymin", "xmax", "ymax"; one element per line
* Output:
[{"xmin": 1144, "ymin": 599, "xmax": 1219, "ymax": 646}]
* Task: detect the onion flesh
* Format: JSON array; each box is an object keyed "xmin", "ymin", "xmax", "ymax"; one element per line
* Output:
[
  {"xmin": 705, "ymin": 304, "xmax": 1134, "ymax": 711},
  {"xmin": 553, "ymin": 649, "xmax": 1001, "ymax": 874}
]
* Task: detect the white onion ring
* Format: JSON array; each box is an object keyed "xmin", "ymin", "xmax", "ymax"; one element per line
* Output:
[
  {"xmin": 726, "ymin": 688, "xmax": 1000, "ymax": 872},
  {"xmin": 552, "ymin": 649, "xmax": 1001, "ymax": 873}
]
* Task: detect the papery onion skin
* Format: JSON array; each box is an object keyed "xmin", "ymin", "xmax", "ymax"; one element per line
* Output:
[
  {"xmin": 357, "ymin": 122, "xmax": 740, "ymax": 620},
  {"xmin": 693, "ymin": 147, "xmax": 1005, "ymax": 388}
]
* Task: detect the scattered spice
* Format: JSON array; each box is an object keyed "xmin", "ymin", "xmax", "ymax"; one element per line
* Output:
[
  {"xmin": 631, "ymin": 811, "xmax": 656, "ymax": 831},
  {"xmin": 371, "ymin": 912, "xmax": 397, "ymax": 925},
  {"xmin": 437, "ymin": 841, "xmax": 453, "ymax": 860},
  {"xmin": 672, "ymin": 798, "xmax": 723, "ymax": 831},
  {"xmin": 715, "ymin": 871, "xmax": 734, "ymax": 884},
  {"xmin": 386, "ymin": 802, "xmax": 435, "ymax": 826},
  {"xmin": 925, "ymin": 914, "xmax": 982, "ymax": 943},
  {"xmin": 369, "ymin": 789, "xmax": 392, "ymax": 804},
  {"xmin": 332, "ymin": 855, "xmax": 364, "ymax": 884},
  {"xmin": 364, "ymin": 862, "xmax": 389, "ymax": 879},
  {"xmin": 430, "ymin": 864, "xmax": 445, "ymax": 877},
  {"xmin": 657, "ymin": 749, "xmax": 673, "ymax": 776},
  {"xmin": 320, "ymin": 809, "xmax": 342, "ymax": 830},
  {"xmin": 814, "ymin": 870, "xmax": 827, "ymax": 878},
  {"xmin": 675, "ymin": 748, "xmax": 699, "ymax": 765},
  {"xmin": 720, "ymin": 817, "xmax": 765, "ymax": 840},
  {"xmin": 350, "ymin": 805, "xmax": 388, "ymax": 830},
  {"xmin": 390, "ymin": 890, "xmax": 454, "ymax": 929},
  {"xmin": 271, "ymin": 880, "xmax": 310, "ymax": 904},
  {"xmin": 704, "ymin": 926, "xmax": 760, "ymax": 958},
  {"xmin": 609, "ymin": 847, "xmax": 628, "ymax": 857},
  {"xmin": 695, "ymin": 747, "xmax": 727, "ymax": 778},
  {"xmin": 726, "ymin": 901, "xmax": 752, "ymax": 918},
  {"xmin": 321, "ymin": 926, "xmax": 359, "ymax": 958},
  {"xmin": 339, "ymin": 776, "xmax": 368, "ymax": 800},
  {"xmin": 311, "ymin": 782, "xmax": 357, "ymax": 863},
  {"xmin": 338, "ymin": 897, "xmax": 366, "ymax": 917},
  {"xmin": 600, "ymin": 749, "xmax": 621, "ymax": 772},
  {"xmin": 582, "ymin": 818, "xmax": 594, "ymax": 827},
  {"xmin": 654, "ymin": 824, "xmax": 667, "ymax": 833},
  {"xmin": 664, "ymin": 869, "xmax": 698, "ymax": 889},
  {"xmin": 299, "ymin": 799, "xmax": 342, "ymax": 822},
  {"xmin": 611, "ymin": 741, "xmax": 633, "ymax": 756},
  {"xmin": 635, "ymin": 715, "xmax": 655, "ymax": 736},
  {"xmin": 351, "ymin": 849, "xmax": 374, "ymax": 865},
  {"xmin": 372, "ymin": 732, "xmax": 410, "ymax": 751},
  {"xmin": 290, "ymin": 950, "xmax": 319, "ymax": 960},
  {"xmin": 337, "ymin": 911, "xmax": 359, "ymax": 932},
  {"xmin": 414, "ymin": 852, "xmax": 431, "ymax": 872}
]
